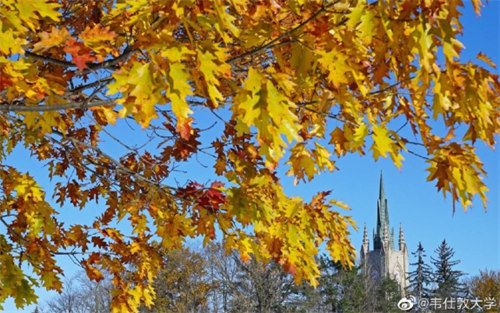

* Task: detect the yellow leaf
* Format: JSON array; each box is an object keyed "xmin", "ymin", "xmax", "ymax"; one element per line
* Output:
[
  {"xmin": 371, "ymin": 124, "xmax": 392, "ymax": 160},
  {"xmin": 358, "ymin": 9, "xmax": 376, "ymax": 44},
  {"xmin": 15, "ymin": 174, "xmax": 43, "ymax": 201},
  {"xmin": 313, "ymin": 142, "xmax": 335, "ymax": 172},
  {"xmin": 160, "ymin": 46, "xmax": 194, "ymax": 63},
  {"xmin": 107, "ymin": 62, "xmax": 159, "ymax": 127},
  {"xmin": 351, "ymin": 123, "xmax": 368, "ymax": 150},
  {"xmin": 265, "ymin": 81, "xmax": 300, "ymax": 143},
  {"xmin": 198, "ymin": 48, "xmax": 230, "ymax": 107},
  {"xmin": 15, "ymin": 0, "xmax": 60, "ymax": 31},
  {"xmin": 347, "ymin": 4, "xmax": 364, "ymax": 29},
  {"xmin": 167, "ymin": 62, "xmax": 193, "ymax": 136},
  {"xmin": 286, "ymin": 143, "xmax": 318, "ymax": 182},
  {"xmin": 318, "ymin": 49, "xmax": 351, "ymax": 87},
  {"xmin": 0, "ymin": 22, "xmax": 27, "ymax": 55},
  {"xmin": 414, "ymin": 23, "xmax": 434, "ymax": 71}
]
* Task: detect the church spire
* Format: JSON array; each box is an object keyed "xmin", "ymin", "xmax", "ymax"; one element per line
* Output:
[
  {"xmin": 398, "ymin": 223, "xmax": 406, "ymax": 250},
  {"xmin": 374, "ymin": 172, "xmax": 393, "ymax": 249},
  {"xmin": 363, "ymin": 224, "xmax": 369, "ymax": 249},
  {"xmin": 379, "ymin": 171, "xmax": 385, "ymax": 200}
]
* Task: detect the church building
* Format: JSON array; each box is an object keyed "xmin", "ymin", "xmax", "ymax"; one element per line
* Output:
[{"xmin": 360, "ymin": 173, "xmax": 409, "ymax": 293}]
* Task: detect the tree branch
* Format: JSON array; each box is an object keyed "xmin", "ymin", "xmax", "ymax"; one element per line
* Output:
[
  {"xmin": 0, "ymin": 100, "xmax": 115, "ymax": 112},
  {"xmin": 70, "ymin": 77, "xmax": 114, "ymax": 93},
  {"xmin": 25, "ymin": 51, "xmax": 74, "ymax": 67},
  {"xmin": 24, "ymin": 47, "xmax": 138, "ymax": 74}
]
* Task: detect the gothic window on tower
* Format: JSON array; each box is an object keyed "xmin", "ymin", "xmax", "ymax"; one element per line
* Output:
[
  {"xmin": 371, "ymin": 269, "xmax": 379, "ymax": 280},
  {"xmin": 394, "ymin": 270, "xmax": 400, "ymax": 282}
]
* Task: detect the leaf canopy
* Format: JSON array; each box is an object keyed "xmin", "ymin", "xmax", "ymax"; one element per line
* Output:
[{"xmin": 0, "ymin": 0, "xmax": 498, "ymax": 311}]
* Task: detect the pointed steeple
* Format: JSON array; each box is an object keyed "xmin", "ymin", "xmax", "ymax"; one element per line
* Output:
[
  {"xmin": 363, "ymin": 224, "xmax": 369, "ymax": 249},
  {"xmin": 398, "ymin": 223, "xmax": 406, "ymax": 250},
  {"xmin": 379, "ymin": 171, "xmax": 385, "ymax": 200},
  {"xmin": 382, "ymin": 224, "xmax": 389, "ymax": 242},
  {"xmin": 374, "ymin": 172, "xmax": 393, "ymax": 249}
]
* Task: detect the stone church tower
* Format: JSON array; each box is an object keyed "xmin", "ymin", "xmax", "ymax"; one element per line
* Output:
[{"xmin": 360, "ymin": 173, "xmax": 409, "ymax": 293}]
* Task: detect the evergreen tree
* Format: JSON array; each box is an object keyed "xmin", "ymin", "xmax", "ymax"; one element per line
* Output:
[
  {"xmin": 408, "ymin": 242, "xmax": 433, "ymax": 299},
  {"xmin": 374, "ymin": 278, "xmax": 401, "ymax": 313},
  {"xmin": 431, "ymin": 240, "xmax": 466, "ymax": 299},
  {"xmin": 316, "ymin": 255, "xmax": 367, "ymax": 313}
]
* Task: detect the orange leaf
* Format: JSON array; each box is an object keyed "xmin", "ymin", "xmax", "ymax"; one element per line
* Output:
[
  {"xmin": 477, "ymin": 52, "xmax": 496, "ymax": 68},
  {"xmin": 80, "ymin": 24, "xmax": 117, "ymax": 43},
  {"xmin": 32, "ymin": 27, "xmax": 70, "ymax": 53},
  {"xmin": 63, "ymin": 38, "xmax": 95, "ymax": 70}
]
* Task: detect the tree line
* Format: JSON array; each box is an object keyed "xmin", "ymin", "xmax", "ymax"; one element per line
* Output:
[{"xmin": 36, "ymin": 240, "xmax": 499, "ymax": 313}]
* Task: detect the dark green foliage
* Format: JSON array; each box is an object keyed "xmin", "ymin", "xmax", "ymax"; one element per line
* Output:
[
  {"xmin": 375, "ymin": 278, "xmax": 401, "ymax": 313},
  {"xmin": 408, "ymin": 242, "xmax": 433, "ymax": 299},
  {"xmin": 431, "ymin": 240, "xmax": 467, "ymax": 299},
  {"xmin": 316, "ymin": 255, "xmax": 368, "ymax": 313}
]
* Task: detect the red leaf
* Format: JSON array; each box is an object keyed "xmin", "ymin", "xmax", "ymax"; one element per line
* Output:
[{"xmin": 63, "ymin": 38, "xmax": 95, "ymax": 70}]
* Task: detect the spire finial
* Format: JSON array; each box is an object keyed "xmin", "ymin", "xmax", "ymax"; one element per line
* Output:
[
  {"xmin": 379, "ymin": 171, "xmax": 385, "ymax": 200},
  {"xmin": 374, "ymin": 171, "xmax": 390, "ymax": 249},
  {"xmin": 398, "ymin": 223, "xmax": 405, "ymax": 250},
  {"xmin": 382, "ymin": 224, "xmax": 389, "ymax": 242},
  {"xmin": 363, "ymin": 223, "xmax": 369, "ymax": 247}
]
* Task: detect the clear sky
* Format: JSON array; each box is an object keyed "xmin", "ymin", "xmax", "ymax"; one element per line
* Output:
[{"xmin": 3, "ymin": 1, "xmax": 500, "ymax": 312}]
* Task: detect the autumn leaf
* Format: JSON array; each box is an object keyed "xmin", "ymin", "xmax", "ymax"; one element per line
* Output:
[
  {"xmin": 0, "ymin": 23, "xmax": 27, "ymax": 55},
  {"xmin": 15, "ymin": 0, "xmax": 60, "ymax": 31},
  {"xmin": 32, "ymin": 27, "xmax": 70, "ymax": 53},
  {"xmin": 477, "ymin": 52, "xmax": 496, "ymax": 68},
  {"xmin": 197, "ymin": 47, "xmax": 231, "ymax": 107},
  {"xmin": 80, "ymin": 24, "xmax": 117, "ymax": 44},
  {"xmin": 167, "ymin": 62, "xmax": 193, "ymax": 139},
  {"xmin": 63, "ymin": 38, "xmax": 96, "ymax": 70}
]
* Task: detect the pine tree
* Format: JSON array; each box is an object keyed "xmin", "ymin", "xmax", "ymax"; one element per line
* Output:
[
  {"xmin": 316, "ymin": 256, "xmax": 367, "ymax": 313},
  {"xmin": 375, "ymin": 278, "xmax": 401, "ymax": 313},
  {"xmin": 408, "ymin": 242, "xmax": 433, "ymax": 299},
  {"xmin": 431, "ymin": 240, "xmax": 466, "ymax": 299}
]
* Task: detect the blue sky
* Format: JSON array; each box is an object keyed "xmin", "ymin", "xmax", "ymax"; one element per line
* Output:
[{"xmin": 3, "ymin": 1, "xmax": 500, "ymax": 312}]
